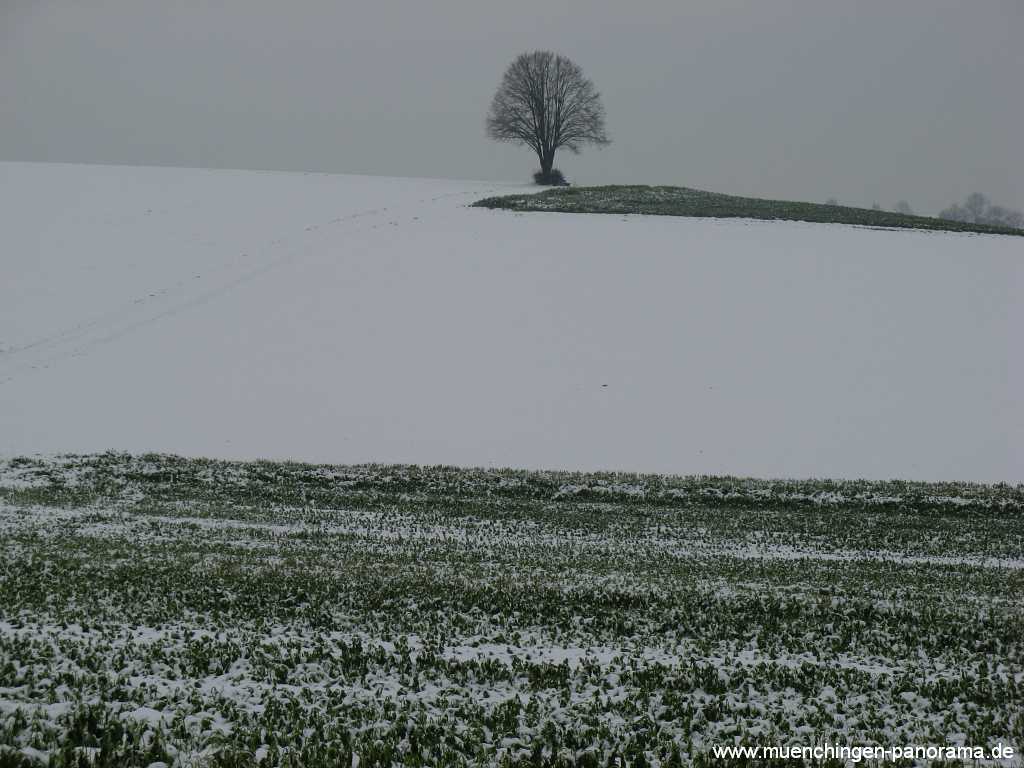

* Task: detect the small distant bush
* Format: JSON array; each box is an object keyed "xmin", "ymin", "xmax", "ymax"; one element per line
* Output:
[{"xmin": 534, "ymin": 168, "xmax": 569, "ymax": 186}]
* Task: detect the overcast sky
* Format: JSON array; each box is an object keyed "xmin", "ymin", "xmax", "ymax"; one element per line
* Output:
[{"xmin": 2, "ymin": 0, "xmax": 1021, "ymax": 215}]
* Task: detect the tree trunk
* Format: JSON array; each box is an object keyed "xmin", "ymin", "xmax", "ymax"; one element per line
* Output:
[{"xmin": 540, "ymin": 149, "xmax": 555, "ymax": 176}]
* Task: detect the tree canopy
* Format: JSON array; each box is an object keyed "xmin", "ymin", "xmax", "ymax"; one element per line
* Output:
[{"xmin": 486, "ymin": 51, "xmax": 609, "ymax": 183}]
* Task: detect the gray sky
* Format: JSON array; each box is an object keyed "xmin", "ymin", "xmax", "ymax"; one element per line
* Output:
[{"xmin": 2, "ymin": 0, "xmax": 1021, "ymax": 215}]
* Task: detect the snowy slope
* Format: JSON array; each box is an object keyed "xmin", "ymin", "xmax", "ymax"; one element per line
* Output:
[{"xmin": 1, "ymin": 161, "xmax": 1020, "ymax": 482}]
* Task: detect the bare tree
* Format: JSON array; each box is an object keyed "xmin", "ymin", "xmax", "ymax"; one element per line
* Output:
[
  {"xmin": 963, "ymin": 192, "xmax": 989, "ymax": 223},
  {"xmin": 893, "ymin": 200, "xmax": 913, "ymax": 215},
  {"xmin": 486, "ymin": 51, "xmax": 610, "ymax": 183}
]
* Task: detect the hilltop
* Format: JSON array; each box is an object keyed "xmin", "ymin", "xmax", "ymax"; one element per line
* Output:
[
  {"xmin": 474, "ymin": 184, "xmax": 1024, "ymax": 236},
  {"xmin": 1, "ymin": 162, "xmax": 1020, "ymax": 482}
]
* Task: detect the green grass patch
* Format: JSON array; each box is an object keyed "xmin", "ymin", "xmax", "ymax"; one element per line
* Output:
[
  {"xmin": 0, "ymin": 454, "xmax": 1021, "ymax": 766},
  {"xmin": 472, "ymin": 185, "xmax": 1024, "ymax": 236}
]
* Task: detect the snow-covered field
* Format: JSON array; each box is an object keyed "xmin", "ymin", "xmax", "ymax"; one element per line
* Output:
[{"xmin": 2, "ymin": 161, "xmax": 1020, "ymax": 482}]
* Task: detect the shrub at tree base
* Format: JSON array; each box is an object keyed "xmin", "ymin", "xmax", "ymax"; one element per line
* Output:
[{"xmin": 534, "ymin": 168, "xmax": 569, "ymax": 186}]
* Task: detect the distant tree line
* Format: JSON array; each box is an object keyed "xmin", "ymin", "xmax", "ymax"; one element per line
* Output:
[
  {"xmin": 826, "ymin": 198, "xmax": 913, "ymax": 214},
  {"xmin": 940, "ymin": 193, "xmax": 1023, "ymax": 229},
  {"xmin": 821, "ymin": 193, "xmax": 1022, "ymax": 229}
]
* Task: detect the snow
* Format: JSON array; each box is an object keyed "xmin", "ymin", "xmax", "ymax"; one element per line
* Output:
[
  {"xmin": 6, "ymin": 500, "xmax": 1021, "ymax": 570},
  {"xmin": 1, "ymin": 161, "xmax": 1021, "ymax": 482}
]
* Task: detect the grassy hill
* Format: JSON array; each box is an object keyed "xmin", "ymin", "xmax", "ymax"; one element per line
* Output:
[{"xmin": 474, "ymin": 185, "xmax": 1024, "ymax": 236}]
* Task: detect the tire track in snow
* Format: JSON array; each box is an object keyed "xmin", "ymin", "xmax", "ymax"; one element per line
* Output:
[{"xmin": 0, "ymin": 186, "xmax": 506, "ymax": 383}]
